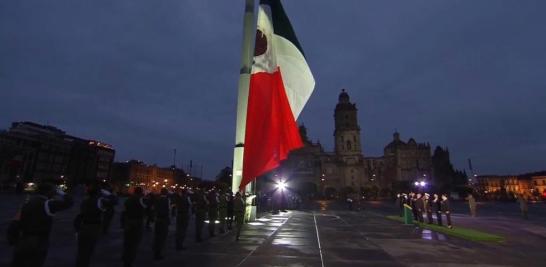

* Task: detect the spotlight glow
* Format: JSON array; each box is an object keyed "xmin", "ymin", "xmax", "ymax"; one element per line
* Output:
[{"xmin": 276, "ymin": 180, "xmax": 287, "ymax": 190}]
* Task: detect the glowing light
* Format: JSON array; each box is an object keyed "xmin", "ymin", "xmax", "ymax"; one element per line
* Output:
[
  {"xmin": 419, "ymin": 181, "xmax": 426, "ymax": 187},
  {"xmin": 414, "ymin": 181, "xmax": 419, "ymax": 186},
  {"xmin": 276, "ymin": 180, "xmax": 287, "ymax": 190}
]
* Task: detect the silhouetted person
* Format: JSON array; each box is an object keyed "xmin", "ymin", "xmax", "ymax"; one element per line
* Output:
[
  {"xmin": 415, "ymin": 193, "xmax": 424, "ymax": 223},
  {"xmin": 396, "ymin": 194, "xmax": 404, "ymax": 217},
  {"xmin": 424, "ymin": 193, "xmax": 433, "ymax": 224},
  {"xmin": 174, "ymin": 189, "xmax": 192, "ymax": 250},
  {"xmin": 101, "ymin": 183, "xmax": 118, "ymax": 234},
  {"xmin": 193, "ymin": 189, "xmax": 208, "ymax": 242},
  {"xmin": 217, "ymin": 191, "xmax": 228, "ymax": 234},
  {"xmin": 207, "ymin": 190, "xmax": 219, "ymax": 237},
  {"xmin": 467, "ymin": 194, "xmax": 477, "ymax": 217},
  {"xmin": 409, "ymin": 192, "xmax": 418, "ymax": 220},
  {"xmin": 75, "ymin": 184, "xmax": 115, "ymax": 267},
  {"xmin": 518, "ymin": 194, "xmax": 529, "ymax": 219},
  {"xmin": 234, "ymin": 192, "xmax": 245, "ymax": 241},
  {"xmin": 433, "ymin": 194, "xmax": 442, "ymax": 226},
  {"xmin": 11, "ymin": 183, "xmax": 73, "ymax": 267},
  {"xmin": 152, "ymin": 188, "xmax": 171, "ymax": 260},
  {"xmin": 226, "ymin": 192, "xmax": 234, "ymax": 230},
  {"xmin": 145, "ymin": 192, "xmax": 156, "ymax": 230},
  {"xmin": 121, "ymin": 187, "xmax": 149, "ymax": 267},
  {"xmin": 441, "ymin": 194, "xmax": 452, "ymax": 228}
]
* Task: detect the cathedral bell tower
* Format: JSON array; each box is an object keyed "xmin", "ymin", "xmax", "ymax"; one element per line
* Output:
[{"xmin": 334, "ymin": 89, "xmax": 362, "ymax": 156}]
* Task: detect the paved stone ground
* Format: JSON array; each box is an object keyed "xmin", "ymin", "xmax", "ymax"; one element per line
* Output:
[{"xmin": 1, "ymin": 194, "xmax": 545, "ymax": 266}]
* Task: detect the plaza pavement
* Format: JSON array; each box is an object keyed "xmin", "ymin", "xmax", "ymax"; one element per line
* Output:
[{"xmin": 1, "ymin": 194, "xmax": 545, "ymax": 266}]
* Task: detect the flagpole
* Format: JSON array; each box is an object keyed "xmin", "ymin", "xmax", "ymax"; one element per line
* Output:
[{"xmin": 232, "ymin": 0, "xmax": 256, "ymax": 195}]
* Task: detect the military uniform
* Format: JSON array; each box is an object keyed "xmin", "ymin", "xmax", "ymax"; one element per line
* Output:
[
  {"xmin": 441, "ymin": 196, "xmax": 452, "ymax": 228},
  {"xmin": 75, "ymin": 191, "xmax": 115, "ymax": 267},
  {"xmin": 12, "ymin": 190, "xmax": 73, "ymax": 267},
  {"xmin": 424, "ymin": 194, "xmax": 433, "ymax": 224},
  {"xmin": 233, "ymin": 194, "xmax": 245, "ymax": 241},
  {"xmin": 102, "ymin": 192, "xmax": 118, "ymax": 234},
  {"xmin": 174, "ymin": 191, "xmax": 192, "ymax": 250},
  {"xmin": 207, "ymin": 191, "xmax": 219, "ymax": 237},
  {"xmin": 218, "ymin": 193, "xmax": 227, "ymax": 234},
  {"xmin": 415, "ymin": 195, "xmax": 424, "ymax": 223},
  {"xmin": 121, "ymin": 193, "xmax": 148, "ymax": 267},
  {"xmin": 193, "ymin": 191, "xmax": 208, "ymax": 242},
  {"xmin": 226, "ymin": 193, "xmax": 234, "ymax": 230},
  {"xmin": 433, "ymin": 195, "xmax": 442, "ymax": 226},
  {"xmin": 153, "ymin": 191, "xmax": 171, "ymax": 260}
]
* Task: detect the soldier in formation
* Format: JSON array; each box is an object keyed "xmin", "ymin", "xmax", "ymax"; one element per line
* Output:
[
  {"xmin": 174, "ymin": 188, "xmax": 192, "ymax": 250},
  {"xmin": 11, "ymin": 183, "xmax": 74, "ymax": 267},
  {"xmin": 152, "ymin": 188, "xmax": 171, "ymax": 260},
  {"xmin": 441, "ymin": 193, "xmax": 452, "ymax": 228},
  {"xmin": 218, "ymin": 191, "xmax": 228, "ymax": 234},
  {"xmin": 433, "ymin": 193, "xmax": 442, "ymax": 226},
  {"xmin": 74, "ymin": 183, "xmax": 116, "ymax": 267},
  {"xmin": 121, "ymin": 186, "xmax": 149, "ymax": 267},
  {"xmin": 233, "ymin": 192, "xmax": 245, "ymax": 241},
  {"xmin": 193, "ymin": 188, "xmax": 208, "ymax": 242},
  {"xmin": 207, "ymin": 190, "xmax": 219, "ymax": 237},
  {"xmin": 9, "ymin": 184, "xmax": 251, "ymax": 266},
  {"xmin": 424, "ymin": 193, "xmax": 433, "ymax": 224},
  {"xmin": 467, "ymin": 194, "xmax": 477, "ymax": 217}
]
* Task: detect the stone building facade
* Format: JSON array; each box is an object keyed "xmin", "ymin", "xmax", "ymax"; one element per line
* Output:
[
  {"xmin": 0, "ymin": 121, "xmax": 115, "ymax": 186},
  {"xmin": 277, "ymin": 89, "xmax": 433, "ymax": 196}
]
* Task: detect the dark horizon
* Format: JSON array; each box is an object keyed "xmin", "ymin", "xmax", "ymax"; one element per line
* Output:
[{"xmin": 2, "ymin": 0, "xmax": 545, "ymax": 178}]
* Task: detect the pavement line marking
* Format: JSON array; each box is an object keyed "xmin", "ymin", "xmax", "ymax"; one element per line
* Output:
[
  {"xmin": 234, "ymin": 213, "xmax": 291, "ymax": 267},
  {"xmin": 313, "ymin": 212, "xmax": 326, "ymax": 267}
]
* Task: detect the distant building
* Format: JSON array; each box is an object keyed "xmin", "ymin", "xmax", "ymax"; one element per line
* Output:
[
  {"xmin": 476, "ymin": 171, "xmax": 546, "ymax": 199},
  {"xmin": 273, "ymin": 90, "xmax": 440, "ymax": 197},
  {"xmin": 0, "ymin": 121, "xmax": 114, "ymax": 185},
  {"xmin": 111, "ymin": 160, "xmax": 191, "ymax": 192}
]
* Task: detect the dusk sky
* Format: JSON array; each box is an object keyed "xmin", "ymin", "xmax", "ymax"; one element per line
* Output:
[{"xmin": 1, "ymin": 0, "xmax": 545, "ymax": 178}]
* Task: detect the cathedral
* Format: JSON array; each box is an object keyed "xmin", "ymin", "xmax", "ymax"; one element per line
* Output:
[{"xmin": 275, "ymin": 89, "xmax": 433, "ymax": 197}]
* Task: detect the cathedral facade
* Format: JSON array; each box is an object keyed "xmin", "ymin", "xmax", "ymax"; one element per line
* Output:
[{"xmin": 276, "ymin": 89, "xmax": 433, "ymax": 196}]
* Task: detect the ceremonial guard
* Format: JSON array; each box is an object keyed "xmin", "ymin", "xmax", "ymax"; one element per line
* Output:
[
  {"xmin": 226, "ymin": 191, "xmax": 234, "ymax": 230},
  {"xmin": 193, "ymin": 189, "xmax": 208, "ymax": 242},
  {"xmin": 433, "ymin": 193, "xmax": 442, "ymax": 226},
  {"xmin": 467, "ymin": 194, "xmax": 477, "ymax": 217},
  {"xmin": 121, "ymin": 187, "xmax": 149, "ymax": 267},
  {"xmin": 207, "ymin": 189, "xmax": 219, "ymax": 237},
  {"xmin": 233, "ymin": 192, "xmax": 245, "ymax": 241},
  {"xmin": 174, "ymin": 188, "xmax": 192, "ymax": 250},
  {"xmin": 101, "ymin": 183, "xmax": 118, "ymax": 234},
  {"xmin": 415, "ymin": 193, "xmax": 424, "ymax": 223},
  {"xmin": 11, "ymin": 183, "xmax": 73, "ymax": 267},
  {"xmin": 218, "ymin": 190, "xmax": 228, "ymax": 234},
  {"xmin": 75, "ymin": 183, "xmax": 115, "ymax": 267},
  {"xmin": 396, "ymin": 194, "xmax": 404, "ymax": 217},
  {"xmin": 441, "ymin": 194, "xmax": 452, "ymax": 228},
  {"xmin": 518, "ymin": 194, "xmax": 529, "ymax": 219},
  {"xmin": 152, "ymin": 188, "xmax": 171, "ymax": 260},
  {"xmin": 424, "ymin": 193, "xmax": 433, "ymax": 224},
  {"xmin": 409, "ymin": 192, "xmax": 418, "ymax": 221}
]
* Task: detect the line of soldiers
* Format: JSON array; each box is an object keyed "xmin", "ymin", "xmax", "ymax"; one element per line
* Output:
[
  {"xmin": 121, "ymin": 187, "xmax": 245, "ymax": 266},
  {"xmin": 7, "ymin": 183, "xmax": 247, "ymax": 267},
  {"xmin": 397, "ymin": 192, "xmax": 453, "ymax": 228}
]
